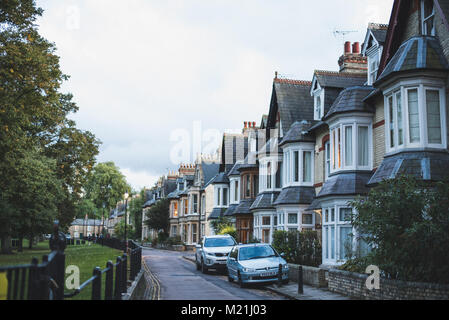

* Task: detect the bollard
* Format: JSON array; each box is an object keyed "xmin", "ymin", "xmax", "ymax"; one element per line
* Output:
[
  {"xmin": 298, "ymin": 265, "xmax": 303, "ymax": 294},
  {"xmin": 277, "ymin": 264, "xmax": 283, "ymax": 287}
]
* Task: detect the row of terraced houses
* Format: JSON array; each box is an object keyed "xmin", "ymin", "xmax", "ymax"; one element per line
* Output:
[{"xmin": 141, "ymin": 0, "xmax": 449, "ymax": 268}]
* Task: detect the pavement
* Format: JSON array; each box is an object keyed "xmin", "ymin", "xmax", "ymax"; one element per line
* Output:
[
  {"xmin": 142, "ymin": 247, "xmax": 286, "ymax": 300},
  {"xmin": 182, "ymin": 253, "xmax": 350, "ymax": 300}
]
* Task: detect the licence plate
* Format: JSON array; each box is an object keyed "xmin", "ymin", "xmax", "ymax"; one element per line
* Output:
[
  {"xmin": 260, "ymin": 272, "xmax": 276, "ymax": 277},
  {"xmin": 217, "ymin": 260, "xmax": 227, "ymax": 264}
]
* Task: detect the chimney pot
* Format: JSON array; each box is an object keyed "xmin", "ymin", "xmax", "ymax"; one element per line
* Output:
[
  {"xmin": 344, "ymin": 41, "xmax": 351, "ymax": 54},
  {"xmin": 352, "ymin": 42, "xmax": 360, "ymax": 54},
  {"xmin": 244, "ymin": 121, "xmax": 248, "ymax": 129},
  {"xmin": 253, "ymin": 122, "xmax": 256, "ymax": 128}
]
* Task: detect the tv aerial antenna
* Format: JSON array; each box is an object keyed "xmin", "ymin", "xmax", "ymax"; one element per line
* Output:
[{"xmin": 333, "ymin": 28, "xmax": 358, "ymax": 45}]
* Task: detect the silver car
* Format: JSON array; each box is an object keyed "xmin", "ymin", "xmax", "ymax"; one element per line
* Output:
[
  {"xmin": 226, "ymin": 243, "xmax": 289, "ymax": 287},
  {"xmin": 195, "ymin": 235, "xmax": 237, "ymax": 273}
]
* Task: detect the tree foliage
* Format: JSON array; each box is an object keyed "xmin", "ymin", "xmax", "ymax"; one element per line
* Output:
[
  {"xmin": 129, "ymin": 189, "xmax": 145, "ymax": 239},
  {"xmin": 84, "ymin": 162, "xmax": 130, "ymax": 213},
  {"xmin": 0, "ymin": 1, "xmax": 100, "ymax": 252},
  {"xmin": 349, "ymin": 175, "xmax": 449, "ymax": 284},
  {"xmin": 114, "ymin": 219, "xmax": 135, "ymax": 241},
  {"xmin": 145, "ymin": 198, "xmax": 170, "ymax": 235}
]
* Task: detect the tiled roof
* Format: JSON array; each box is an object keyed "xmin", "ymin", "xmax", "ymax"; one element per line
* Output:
[
  {"xmin": 368, "ymin": 151, "xmax": 449, "ymax": 186},
  {"xmin": 279, "ymin": 120, "xmax": 316, "ymax": 146},
  {"xmin": 250, "ymin": 192, "xmax": 280, "ymax": 210},
  {"xmin": 377, "ymin": 36, "xmax": 449, "ymax": 84},
  {"xmin": 317, "ymin": 172, "xmax": 372, "ymax": 198},
  {"xmin": 274, "ymin": 186, "xmax": 316, "ymax": 206},
  {"xmin": 269, "ymin": 80, "xmax": 315, "ymax": 132},
  {"xmin": 223, "ymin": 204, "xmax": 239, "ymax": 217},
  {"xmin": 314, "ymin": 70, "xmax": 366, "ymax": 89},
  {"xmin": 368, "ymin": 23, "xmax": 388, "ymax": 44},
  {"xmin": 233, "ymin": 199, "xmax": 255, "ymax": 215},
  {"xmin": 305, "ymin": 198, "xmax": 321, "ymax": 211},
  {"xmin": 208, "ymin": 207, "xmax": 227, "ymax": 220},
  {"xmin": 324, "ymin": 86, "xmax": 375, "ymax": 120},
  {"xmin": 71, "ymin": 219, "xmax": 102, "ymax": 226},
  {"xmin": 202, "ymin": 163, "xmax": 220, "ymax": 186},
  {"xmin": 210, "ymin": 172, "xmax": 230, "ymax": 184}
]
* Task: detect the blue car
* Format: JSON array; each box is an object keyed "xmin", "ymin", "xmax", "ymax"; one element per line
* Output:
[{"xmin": 226, "ymin": 243, "xmax": 289, "ymax": 287}]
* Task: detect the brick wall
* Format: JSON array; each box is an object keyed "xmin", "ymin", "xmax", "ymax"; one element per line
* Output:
[
  {"xmin": 328, "ymin": 269, "xmax": 449, "ymax": 300},
  {"xmin": 288, "ymin": 264, "xmax": 327, "ymax": 288},
  {"xmin": 372, "ymin": 95, "xmax": 386, "ymax": 169}
]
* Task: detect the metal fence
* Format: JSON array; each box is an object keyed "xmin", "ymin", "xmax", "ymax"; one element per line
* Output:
[{"xmin": 0, "ymin": 233, "xmax": 142, "ymax": 300}]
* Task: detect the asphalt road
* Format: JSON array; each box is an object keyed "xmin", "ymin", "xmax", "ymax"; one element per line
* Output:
[{"xmin": 142, "ymin": 248, "xmax": 286, "ymax": 300}]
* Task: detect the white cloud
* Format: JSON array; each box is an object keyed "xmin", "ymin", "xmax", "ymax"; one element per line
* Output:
[{"xmin": 35, "ymin": 0, "xmax": 393, "ymax": 189}]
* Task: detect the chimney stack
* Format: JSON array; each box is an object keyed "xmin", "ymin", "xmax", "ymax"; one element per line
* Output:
[{"xmin": 344, "ymin": 41, "xmax": 351, "ymax": 54}]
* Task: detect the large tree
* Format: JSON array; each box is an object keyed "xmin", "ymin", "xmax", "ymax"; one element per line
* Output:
[
  {"xmin": 129, "ymin": 189, "xmax": 145, "ymax": 239},
  {"xmin": 145, "ymin": 198, "xmax": 170, "ymax": 235},
  {"xmin": 85, "ymin": 162, "xmax": 130, "ymax": 215},
  {"xmin": 0, "ymin": 0, "xmax": 100, "ymax": 251}
]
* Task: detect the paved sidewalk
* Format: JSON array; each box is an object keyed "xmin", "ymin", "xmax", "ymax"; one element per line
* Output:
[{"xmin": 266, "ymin": 283, "xmax": 351, "ymax": 300}]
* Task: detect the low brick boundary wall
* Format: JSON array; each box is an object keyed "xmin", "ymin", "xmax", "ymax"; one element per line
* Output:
[
  {"xmin": 328, "ymin": 269, "xmax": 449, "ymax": 300},
  {"xmin": 288, "ymin": 264, "xmax": 327, "ymax": 288}
]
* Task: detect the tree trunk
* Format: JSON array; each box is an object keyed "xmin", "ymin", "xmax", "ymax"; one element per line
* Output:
[
  {"xmin": 18, "ymin": 236, "xmax": 23, "ymax": 252},
  {"xmin": 1, "ymin": 235, "xmax": 12, "ymax": 254},
  {"xmin": 28, "ymin": 234, "xmax": 33, "ymax": 249}
]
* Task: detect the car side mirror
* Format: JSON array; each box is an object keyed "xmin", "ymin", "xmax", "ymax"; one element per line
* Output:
[
  {"xmin": 280, "ymin": 252, "xmax": 285, "ymax": 257},
  {"xmin": 229, "ymin": 257, "xmax": 236, "ymax": 261},
  {"xmin": 195, "ymin": 244, "xmax": 201, "ymax": 249}
]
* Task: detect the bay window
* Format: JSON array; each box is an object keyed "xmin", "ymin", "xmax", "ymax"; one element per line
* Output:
[
  {"xmin": 385, "ymin": 82, "xmax": 446, "ymax": 152},
  {"xmin": 282, "ymin": 145, "xmax": 314, "ymax": 187},
  {"xmin": 330, "ymin": 119, "xmax": 372, "ymax": 173},
  {"xmin": 323, "ymin": 206, "xmax": 354, "ymax": 264}
]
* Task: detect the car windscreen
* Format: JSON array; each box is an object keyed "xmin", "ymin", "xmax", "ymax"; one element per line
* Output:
[
  {"xmin": 238, "ymin": 245, "xmax": 278, "ymax": 261},
  {"xmin": 204, "ymin": 237, "xmax": 235, "ymax": 247}
]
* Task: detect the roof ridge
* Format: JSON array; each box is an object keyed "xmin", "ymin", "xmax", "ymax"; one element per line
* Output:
[
  {"xmin": 314, "ymin": 70, "xmax": 366, "ymax": 77},
  {"xmin": 368, "ymin": 22, "xmax": 389, "ymax": 30},
  {"xmin": 274, "ymin": 78, "xmax": 312, "ymax": 86}
]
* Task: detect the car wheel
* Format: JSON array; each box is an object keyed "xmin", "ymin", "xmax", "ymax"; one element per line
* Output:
[
  {"xmin": 201, "ymin": 259, "xmax": 208, "ymax": 274},
  {"xmin": 238, "ymin": 271, "xmax": 245, "ymax": 288},
  {"xmin": 195, "ymin": 255, "xmax": 201, "ymax": 270}
]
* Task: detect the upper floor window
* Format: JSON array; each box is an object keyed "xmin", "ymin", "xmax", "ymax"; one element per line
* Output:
[
  {"xmin": 230, "ymin": 179, "xmax": 240, "ymax": 204},
  {"xmin": 242, "ymin": 174, "xmax": 257, "ymax": 199},
  {"xmin": 191, "ymin": 194, "xmax": 198, "ymax": 214},
  {"xmin": 330, "ymin": 119, "xmax": 372, "ymax": 173},
  {"xmin": 385, "ymin": 82, "xmax": 446, "ymax": 152},
  {"xmin": 201, "ymin": 195, "xmax": 205, "ymax": 215},
  {"xmin": 422, "ymin": 0, "xmax": 435, "ymax": 36},
  {"xmin": 260, "ymin": 160, "xmax": 282, "ymax": 192},
  {"xmin": 325, "ymin": 141, "xmax": 331, "ymax": 180},
  {"xmin": 369, "ymin": 57, "xmax": 379, "ymax": 85},
  {"xmin": 283, "ymin": 146, "xmax": 314, "ymax": 187},
  {"xmin": 215, "ymin": 186, "xmax": 229, "ymax": 207},
  {"xmin": 313, "ymin": 90, "xmax": 324, "ymax": 120},
  {"xmin": 173, "ymin": 202, "xmax": 178, "ymax": 217}
]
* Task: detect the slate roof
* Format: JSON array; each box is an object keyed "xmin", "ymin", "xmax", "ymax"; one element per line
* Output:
[
  {"xmin": 143, "ymin": 199, "xmax": 156, "ymax": 208},
  {"xmin": 202, "ymin": 163, "xmax": 220, "ymax": 186},
  {"xmin": 237, "ymin": 154, "xmax": 259, "ymax": 171},
  {"xmin": 279, "ymin": 120, "xmax": 316, "ymax": 146},
  {"xmin": 273, "ymin": 186, "xmax": 316, "ymax": 206},
  {"xmin": 233, "ymin": 199, "xmax": 255, "ymax": 215},
  {"xmin": 228, "ymin": 162, "xmax": 243, "ymax": 177},
  {"xmin": 210, "ymin": 172, "xmax": 230, "ymax": 184},
  {"xmin": 208, "ymin": 207, "xmax": 227, "ymax": 220},
  {"xmin": 323, "ymin": 86, "xmax": 375, "ymax": 120},
  {"xmin": 377, "ymin": 36, "xmax": 449, "ymax": 84},
  {"xmin": 71, "ymin": 219, "xmax": 102, "ymax": 226},
  {"xmin": 368, "ymin": 151, "xmax": 449, "ymax": 186},
  {"xmin": 371, "ymin": 28, "xmax": 388, "ymax": 45},
  {"xmin": 307, "ymin": 121, "xmax": 327, "ymax": 133},
  {"xmin": 267, "ymin": 79, "xmax": 314, "ymax": 132},
  {"xmin": 250, "ymin": 192, "xmax": 280, "ymax": 210},
  {"xmin": 223, "ymin": 204, "xmax": 239, "ymax": 217},
  {"xmin": 306, "ymin": 198, "xmax": 321, "ymax": 211},
  {"xmin": 163, "ymin": 179, "xmax": 177, "ymax": 197},
  {"xmin": 316, "ymin": 172, "xmax": 372, "ymax": 198},
  {"xmin": 437, "ymin": 0, "xmax": 449, "ymax": 33},
  {"xmin": 166, "ymin": 190, "xmax": 181, "ymax": 200},
  {"xmin": 314, "ymin": 70, "xmax": 366, "ymax": 89}
]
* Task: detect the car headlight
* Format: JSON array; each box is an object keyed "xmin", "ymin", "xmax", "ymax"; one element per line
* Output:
[
  {"xmin": 283, "ymin": 264, "xmax": 288, "ymax": 269},
  {"xmin": 242, "ymin": 268, "xmax": 256, "ymax": 273},
  {"xmin": 204, "ymin": 252, "xmax": 215, "ymax": 257}
]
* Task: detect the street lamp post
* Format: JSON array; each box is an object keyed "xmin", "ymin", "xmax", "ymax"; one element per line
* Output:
[
  {"xmin": 124, "ymin": 192, "xmax": 129, "ymax": 253},
  {"xmin": 102, "ymin": 203, "xmax": 105, "ymax": 246}
]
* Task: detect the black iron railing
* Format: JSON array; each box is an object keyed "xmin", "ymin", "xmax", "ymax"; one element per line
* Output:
[{"xmin": 0, "ymin": 230, "xmax": 142, "ymax": 300}]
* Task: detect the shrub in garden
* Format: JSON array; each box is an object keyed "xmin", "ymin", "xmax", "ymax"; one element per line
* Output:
[{"xmin": 272, "ymin": 230, "xmax": 321, "ymax": 267}]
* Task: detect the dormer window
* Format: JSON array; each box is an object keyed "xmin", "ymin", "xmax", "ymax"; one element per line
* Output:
[
  {"xmin": 385, "ymin": 82, "xmax": 447, "ymax": 152},
  {"xmin": 313, "ymin": 89, "xmax": 324, "ymax": 120},
  {"xmin": 330, "ymin": 118, "xmax": 372, "ymax": 173},
  {"xmin": 422, "ymin": 0, "xmax": 435, "ymax": 36},
  {"xmin": 369, "ymin": 58, "xmax": 379, "ymax": 85}
]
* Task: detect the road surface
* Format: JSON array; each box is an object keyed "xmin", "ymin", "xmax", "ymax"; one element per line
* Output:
[{"xmin": 142, "ymin": 248, "xmax": 286, "ymax": 300}]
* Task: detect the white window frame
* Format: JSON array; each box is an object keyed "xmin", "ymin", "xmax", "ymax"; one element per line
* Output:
[
  {"xmin": 312, "ymin": 83, "xmax": 325, "ymax": 120},
  {"xmin": 421, "ymin": 0, "xmax": 436, "ymax": 36},
  {"xmin": 329, "ymin": 117, "xmax": 373, "ymax": 174},
  {"xmin": 325, "ymin": 141, "xmax": 331, "ymax": 180},
  {"xmin": 282, "ymin": 144, "xmax": 315, "ymax": 188},
  {"xmin": 384, "ymin": 80, "xmax": 447, "ymax": 153}
]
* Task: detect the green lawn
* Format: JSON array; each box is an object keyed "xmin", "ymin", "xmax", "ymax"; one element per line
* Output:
[{"xmin": 0, "ymin": 240, "xmax": 124, "ymax": 300}]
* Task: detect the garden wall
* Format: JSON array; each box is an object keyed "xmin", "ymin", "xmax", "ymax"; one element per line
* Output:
[
  {"xmin": 288, "ymin": 264, "xmax": 327, "ymax": 288},
  {"xmin": 328, "ymin": 269, "xmax": 449, "ymax": 300}
]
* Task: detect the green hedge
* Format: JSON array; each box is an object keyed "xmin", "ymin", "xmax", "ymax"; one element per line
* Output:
[{"xmin": 272, "ymin": 230, "xmax": 321, "ymax": 267}]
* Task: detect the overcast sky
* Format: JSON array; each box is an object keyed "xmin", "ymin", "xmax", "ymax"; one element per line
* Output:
[{"xmin": 35, "ymin": 0, "xmax": 393, "ymax": 191}]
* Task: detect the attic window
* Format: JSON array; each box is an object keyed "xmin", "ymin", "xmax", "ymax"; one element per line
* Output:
[{"xmin": 422, "ymin": 0, "xmax": 435, "ymax": 36}]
